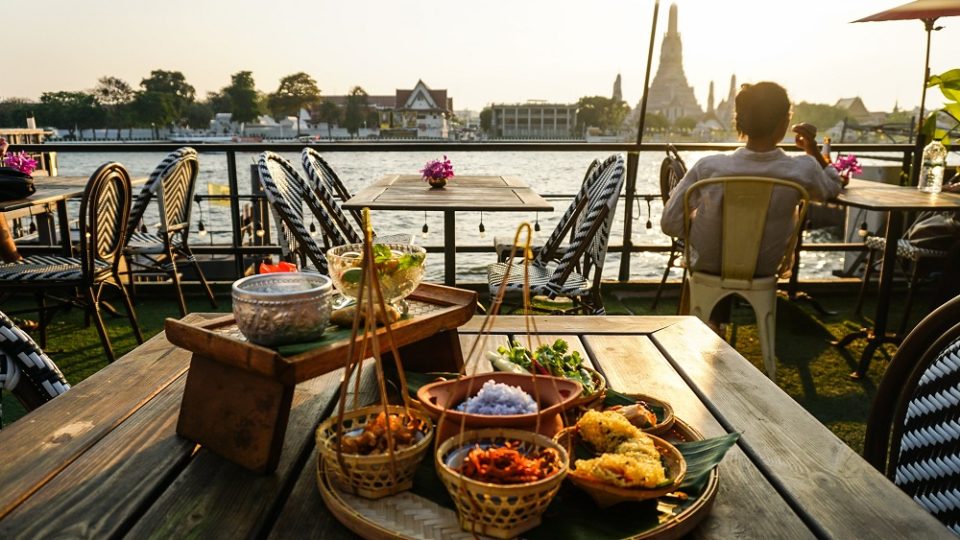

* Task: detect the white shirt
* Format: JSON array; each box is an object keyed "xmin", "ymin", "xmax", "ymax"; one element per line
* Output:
[{"xmin": 660, "ymin": 147, "xmax": 843, "ymax": 277}]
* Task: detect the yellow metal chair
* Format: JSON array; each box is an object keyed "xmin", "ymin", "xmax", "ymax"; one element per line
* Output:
[{"xmin": 683, "ymin": 177, "xmax": 809, "ymax": 380}]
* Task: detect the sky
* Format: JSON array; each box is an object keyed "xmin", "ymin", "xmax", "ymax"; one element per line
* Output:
[{"xmin": 2, "ymin": 0, "xmax": 957, "ymax": 113}]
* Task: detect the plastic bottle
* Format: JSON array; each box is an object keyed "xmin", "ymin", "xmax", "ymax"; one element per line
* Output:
[
  {"xmin": 918, "ymin": 140, "xmax": 947, "ymax": 194},
  {"xmin": 821, "ymin": 136, "xmax": 832, "ymax": 164}
]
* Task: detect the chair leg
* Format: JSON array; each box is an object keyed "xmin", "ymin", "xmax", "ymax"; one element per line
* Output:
[
  {"xmin": 84, "ymin": 286, "xmax": 115, "ymax": 363},
  {"xmin": 184, "ymin": 247, "xmax": 218, "ymax": 309},
  {"xmin": 114, "ymin": 272, "xmax": 144, "ymax": 344},
  {"xmin": 898, "ymin": 259, "xmax": 923, "ymax": 336},
  {"xmin": 35, "ymin": 292, "xmax": 47, "ymax": 348},
  {"xmin": 652, "ymin": 247, "xmax": 678, "ymax": 310},
  {"xmin": 164, "ymin": 247, "xmax": 188, "ymax": 317},
  {"xmin": 753, "ymin": 295, "xmax": 778, "ymax": 381},
  {"xmin": 854, "ymin": 248, "xmax": 877, "ymax": 317}
]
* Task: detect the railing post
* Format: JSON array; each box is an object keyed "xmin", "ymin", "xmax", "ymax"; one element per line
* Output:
[
  {"xmin": 618, "ymin": 151, "xmax": 639, "ymax": 281},
  {"xmin": 226, "ymin": 150, "xmax": 244, "ymax": 278}
]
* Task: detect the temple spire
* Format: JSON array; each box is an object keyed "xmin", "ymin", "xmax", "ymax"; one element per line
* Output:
[
  {"xmin": 668, "ymin": 3, "xmax": 678, "ymax": 35},
  {"xmin": 708, "ymin": 81, "xmax": 715, "ymax": 113},
  {"xmin": 612, "ymin": 73, "xmax": 623, "ymax": 103}
]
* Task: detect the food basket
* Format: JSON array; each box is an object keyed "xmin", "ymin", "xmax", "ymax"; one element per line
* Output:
[
  {"xmin": 554, "ymin": 426, "xmax": 686, "ymax": 508},
  {"xmin": 435, "ymin": 428, "xmax": 569, "ymax": 539},
  {"xmin": 317, "ymin": 405, "xmax": 434, "ymax": 499}
]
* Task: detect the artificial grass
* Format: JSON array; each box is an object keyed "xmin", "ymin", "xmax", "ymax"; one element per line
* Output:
[{"xmin": 0, "ymin": 284, "xmax": 927, "ymax": 456}]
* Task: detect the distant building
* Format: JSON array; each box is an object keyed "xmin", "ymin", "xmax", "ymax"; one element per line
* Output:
[
  {"xmin": 834, "ymin": 97, "xmax": 872, "ymax": 124},
  {"xmin": 322, "ymin": 80, "xmax": 453, "ymax": 138},
  {"xmin": 612, "ymin": 73, "xmax": 623, "ymax": 103},
  {"xmin": 714, "ymin": 74, "xmax": 737, "ymax": 130},
  {"xmin": 488, "ymin": 101, "xmax": 577, "ymax": 139},
  {"xmin": 644, "ymin": 3, "xmax": 702, "ymax": 123}
]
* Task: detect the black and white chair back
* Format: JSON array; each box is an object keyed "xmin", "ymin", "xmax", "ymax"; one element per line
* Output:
[
  {"xmin": 532, "ymin": 158, "xmax": 602, "ymax": 266},
  {"xmin": 0, "ymin": 310, "xmax": 69, "ymax": 416},
  {"xmin": 301, "ymin": 148, "xmax": 363, "ymax": 235},
  {"xmin": 81, "ymin": 162, "xmax": 132, "ymax": 281},
  {"xmin": 128, "ymin": 148, "xmax": 198, "ymax": 242},
  {"xmin": 864, "ymin": 294, "xmax": 960, "ymax": 534},
  {"xmin": 257, "ymin": 152, "xmax": 335, "ymax": 273}
]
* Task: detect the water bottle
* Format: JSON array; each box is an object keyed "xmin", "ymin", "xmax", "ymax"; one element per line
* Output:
[{"xmin": 918, "ymin": 140, "xmax": 947, "ymax": 194}]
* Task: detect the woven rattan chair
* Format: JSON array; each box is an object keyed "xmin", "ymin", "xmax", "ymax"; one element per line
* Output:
[
  {"xmin": 652, "ymin": 145, "xmax": 687, "ymax": 311},
  {"xmin": 682, "ymin": 177, "xmax": 809, "ymax": 380},
  {"xmin": 125, "ymin": 147, "xmax": 217, "ymax": 316},
  {"xmin": 493, "ymin": 158, "xmax": 602, "ymax": 264},
  {"xmin": 863, "ymin": 294, "xmax": 960, "ymax": 535},
  {"xmin": 0, "ymin": 309, "xmax": 69, "ymax": 422},
  {"xmin": 487, "ymin": 154, "xmax": 626, "ymax": 314},
  {"xmin": 0, "ymin": 162, "xmax": 143, "ymax": 362}
]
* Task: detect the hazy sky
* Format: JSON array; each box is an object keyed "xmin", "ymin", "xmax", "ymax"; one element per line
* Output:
[{"xmin": 3, "ymin": 0, "xmax": 957, "ymax": 113}]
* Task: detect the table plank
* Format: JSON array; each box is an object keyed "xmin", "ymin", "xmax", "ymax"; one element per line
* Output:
[
  {"xmin": 0, "ymin": 314, "xmax": 209, "ymax": 518},
  {"xmin": 835, "ymin": 181, "xmax": 960, "ymax": 211},
  {"xmin": 0, "ymin": 376, "xmax": 194, "ymax": 539},
  {"xmin": 125, "ymin": 368, "xmax": 346, "ymax": 538},
  {"xmin": 587, "ymin": 334, "xmax": 815, "ymax": 540},
  {"xmin": 650, "ymin": 317, "xmax": 953, "ymax": 538},
  {"xmin": 460, "ymin": 315, "xmax": 681, "ymax": 334}
]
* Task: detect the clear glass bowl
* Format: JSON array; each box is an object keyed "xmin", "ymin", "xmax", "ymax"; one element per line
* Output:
[{"xmin": 326, "ymin": 243, "xmax": 426, "ymax": 307}]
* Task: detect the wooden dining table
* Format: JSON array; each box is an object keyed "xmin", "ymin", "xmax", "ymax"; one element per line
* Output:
[
  {"xmin": 0, "ymin": 313, "xmax": 949, "ymax": 539},
  {"xmin": 832, "ymin": 178, "xmax": 960, "ymax": 378},
  {"xmin": 344, "ymin": 175, "xmax": 553, "ymax": 286}
]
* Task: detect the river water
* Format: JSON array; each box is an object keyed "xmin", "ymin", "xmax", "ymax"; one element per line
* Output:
[{"xmin": 54, "ymin": 150, "xmax": 847, "ymax": 282}]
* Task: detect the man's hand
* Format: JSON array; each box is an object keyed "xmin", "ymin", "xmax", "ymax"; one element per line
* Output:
[
  {"xmin": 0, "ymin": 137, "xmax": 8, "ymax": 158},
  {"xmin": 792, "ymin": 123, "xmax": 830, "ymax": 168}
]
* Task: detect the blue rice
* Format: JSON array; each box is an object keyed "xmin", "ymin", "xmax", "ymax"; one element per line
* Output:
[{"xmin": 456, "ymin": 380, "xmax": 538, "ymax": 415}]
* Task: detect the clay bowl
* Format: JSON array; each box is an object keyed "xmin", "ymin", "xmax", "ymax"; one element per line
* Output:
[{"xmin": 416, "ymin": 373, "xmax": 583, "ymax": 444}]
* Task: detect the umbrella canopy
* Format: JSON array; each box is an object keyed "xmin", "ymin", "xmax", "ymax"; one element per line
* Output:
[{"xmin": 853, "ymin": 0, "xmax": 960, "ymax": 23}]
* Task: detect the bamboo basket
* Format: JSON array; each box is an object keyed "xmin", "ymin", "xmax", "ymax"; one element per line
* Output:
[
  {"xmin": 317, "ymin": 405, "xmax": 434, "ymax": 500},
  {"xmin": 435, "ymin": 428, "xmax": 568, "ymax": 539}
]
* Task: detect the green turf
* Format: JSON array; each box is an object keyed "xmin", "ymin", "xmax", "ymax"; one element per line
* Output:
[{"xmin": 0, "ymin": 284, "xmax": 928, "ymax": 456}]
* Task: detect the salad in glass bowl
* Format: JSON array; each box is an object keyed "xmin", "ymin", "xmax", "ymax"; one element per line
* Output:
[{"xmin": 326, "ymin": 242, "xmax": 426, "ymax": 310}]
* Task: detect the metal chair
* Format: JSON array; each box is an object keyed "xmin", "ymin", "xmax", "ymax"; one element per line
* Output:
[
  {"xmin": 651, "ymin": 145, "xmax": 687, "ymax": 310},
  {"xmin": 487, "ymin": 154, "xmax": 626, "ymax": 314},
  {"xmin": 0, "ymin": 309, "xmax": 69, "ymax": 421},
  {"xmin": 493, "ymin": 158, "xmax": 602, "ymax": 264},
  {"xmin": 863, "ymin": 293, "xmax": 960, "ymax": 535},
  {"xmin": 300, "ymin": 148, "xmax": 411, "ymax": 246},
  {"xmin": 0, "ymin": 162, "xmax": 144, "ymax": 362},
  {"xmin": 683, "ymin": 177, "xmax": 809, "ymax": 380},
  {"xmin": 125, "ymin": 147, "xmax": 217, "ymax": 316}
]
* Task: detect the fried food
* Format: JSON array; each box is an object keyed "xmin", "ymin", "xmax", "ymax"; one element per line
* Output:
[
  {"xmin": 606, "ymin": 402, "xmax": 658, "ymax": 429},
  {"xmin": 571, "ymin": 452, "xmax": 667, "ymax": 489},
  {"xmin": 577, "ymin": 409, "xmax": 644, "ymax": 453},
  {"xmin": 459, "ymin": 441, "xmax": 563, "ymax": 484},
  {"xmin": 339, "ymin": 412, "xmax": 426, "ymax": 455},
  {"xmin": 573, "ymin": 409, "xmax": 668, "ymax": 488},
  {"xmin": 330, "ymin": 303, "xmax": 401, "ymax": 328}
]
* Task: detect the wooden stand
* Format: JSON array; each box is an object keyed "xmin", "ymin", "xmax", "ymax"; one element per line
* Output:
[{"xmin": 165, "ymin": 284, "xmax": 476, "ymax": 473}]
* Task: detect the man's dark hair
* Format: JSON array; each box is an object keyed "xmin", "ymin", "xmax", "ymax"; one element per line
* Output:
[{"xmin": 734, "ymin": 82, "xmax": 790, "ymax": 138}]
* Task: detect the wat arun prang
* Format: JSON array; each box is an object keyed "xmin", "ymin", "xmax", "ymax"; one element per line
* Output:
[{"xmin": 642, "ymin": 3, "xmax": 736, "ymax": 129}]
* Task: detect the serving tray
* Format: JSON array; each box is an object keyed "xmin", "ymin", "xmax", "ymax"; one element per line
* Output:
[
  {"xmin": 164, "ymin": 283, "xmax": 477, "ymax": 473},
  {"xmin": 317, "ymin": 417, "xmax": 719, "ymax": 540}
]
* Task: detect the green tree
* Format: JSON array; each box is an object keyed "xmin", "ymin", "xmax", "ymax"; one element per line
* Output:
[
  {"xmin": 206, "ymin": 91, "xmax": 232, "ymax": 115},
  {"xmin": 185, "ymin": 102, "xmax": 214, "ymax": 130},
  {"xmin": 267, "ymin": 72, "xmax": 321, "ymax": 135},
  {"xmin": 792, "ymin": 102, "xmax": 849, "ymax": 132},
  {"xmin": 40, "ymin": 91, "xmax": 104, "ymax": 139},
  {"xmin": 93, "ymin": 76, "xmax": 134, "ymax": 139},
  {"xmin": 315, "ymin": 100, "xmax": 341, "ymax": 139},
  {"xmin": 674, "ymin": 116, "xmax": 697, "ymax": 134},
  {"xmin": 479, "ymin": 107, "xmax": 492, "ymax": 133},
  {"xmin": 642, "ymin": 112, "xmax": 669, "ymax": 133},
  {"xmin": 0, "ymin": 99, "xmax": 37, "ymax": 130},
  {"xmin": 140, "ymin": 70, "xmax": 195, "ymax": 124},
  {"xmin": 344, "ymin": 86, "xmax": 369, "ymax": 136},
  {"xmin": 223, "ymin": 71, "xmax": 261, "ymax": 124},
  {"xmin": 575, "ymin": 96, "xmax": 628, "ymax": 135},
  {"xmin": 131, "ymin": 91, "xmax": 177, "ymax": 137}
]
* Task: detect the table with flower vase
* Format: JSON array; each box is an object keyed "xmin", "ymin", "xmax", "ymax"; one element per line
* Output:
[
  {"xmin": 0, "ymin": 175, "xmax": 147, "ymax": 256},
  {"xmin": 344, "ymin": 175, "xmax": 553, "ymax": 286},
  {"xmin": 831, "ymin": 178, "xmax": 960, "ymax": 379},
  {"xmin": 0, "ymin": 313, "xmax": 949, "ymax": 539}
]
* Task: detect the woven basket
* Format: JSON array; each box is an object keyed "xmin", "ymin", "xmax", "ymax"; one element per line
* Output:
[
  {"xmin": 435, "ymin": 428, "xmax": 569, "ymax": 539},
  {"xmin": 317, "ymin": 405, "xmax": 434, "ymax": 500}
]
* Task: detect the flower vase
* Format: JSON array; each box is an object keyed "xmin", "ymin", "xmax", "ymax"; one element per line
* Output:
[{"xmin": 427, "ymin": 177, "xmax": 448, "ymax": 189}]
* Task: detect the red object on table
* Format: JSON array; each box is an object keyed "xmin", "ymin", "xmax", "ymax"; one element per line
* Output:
[{"xmin": 259, "ymin": 261, "xmax": 297, "ymax": 274}]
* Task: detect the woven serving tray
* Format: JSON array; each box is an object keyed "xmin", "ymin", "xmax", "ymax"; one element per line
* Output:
[{"xmin": 317, "ymin": 418, "xmax": 719, "ymax": 540}]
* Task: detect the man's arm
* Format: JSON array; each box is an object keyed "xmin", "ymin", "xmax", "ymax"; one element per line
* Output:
[{"xmin": 660, "ymin": 166, "xmax": 700, "ymax": 238}]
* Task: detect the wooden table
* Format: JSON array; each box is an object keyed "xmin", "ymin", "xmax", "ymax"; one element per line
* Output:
[
  {"xmin": 344, "ymin": 175, "xmax": 553, "ymax": 285},
  {"xmin": 832, "ymin": 178, "xmax": 960, "ymax": 378},
  {"xmin": 0, "ymin": 176, "xmax": 147, "ymax": 255},
  {"xmin": 0, "ymin": 314, "xmax": 949, "ymax": 539}
]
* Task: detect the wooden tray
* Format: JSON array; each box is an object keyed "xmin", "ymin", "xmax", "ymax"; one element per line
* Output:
[
  {"xmin": 164, "ymin": 283, "xmax": 477, "ymax": 474},
  {"xmin": 317, "ymin": 417, "xmax": 719, "ymax": 540}
]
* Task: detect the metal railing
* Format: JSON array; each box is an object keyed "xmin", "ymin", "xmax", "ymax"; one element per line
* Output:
[{"xmin": 12, "ymin": 141, "xmax": 927, "ymax": 282}]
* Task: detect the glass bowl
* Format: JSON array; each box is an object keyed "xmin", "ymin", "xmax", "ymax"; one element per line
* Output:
[{"xmin": 326, "ymin": 243, "xmax": 426, "ymax": 307}]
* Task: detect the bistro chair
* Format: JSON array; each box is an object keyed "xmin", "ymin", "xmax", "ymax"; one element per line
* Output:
[
  {"xmin": 0, "ymin": 309, "xmax": 70, "ymax": 424},
  {"xmin": 652, "ymin": 145, "xmax": 687, "ymax": 311},
  {"xmin": 0, "ymin": 162, "xmax": 143, "ymax": 363},
  {"xmin": 493, "ymin": 158, "xmax": 601, "ymax": 264},
  {"xmin": 257, "ymin": 152, "xmax": 338, "ymax": 273},
  {"xmin": 301, "ymin": 148, "xmax": 412, "ymax": 246},
  {"xmin": 487, "ymin": 154, "xmax": 626, "ymax": 314},
  {"xmin": 863, "ymin": 293, "xmax": 960, "ymax": 535},
  {"xmin": 683, "ymin": 177, "xmax": 809, "ymax": 380},
  {"xmin": 125, "ymin": 147, "xmax": 217, "ymax": 317}
]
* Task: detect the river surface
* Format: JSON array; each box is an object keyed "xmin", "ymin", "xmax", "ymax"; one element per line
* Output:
[{"xmin": 54, "ymin": 150, "xmax": 849, "ymax": 282}]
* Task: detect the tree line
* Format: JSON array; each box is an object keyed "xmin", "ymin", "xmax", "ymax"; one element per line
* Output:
[{"xmin": 0, "ymin": 70, "xmax": 380, "ymax": 138}]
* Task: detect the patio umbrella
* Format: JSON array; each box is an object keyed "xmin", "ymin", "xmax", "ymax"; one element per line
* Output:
[{"xmin": 853, "ymin": 0, "xmax": 960, "ymax": 133}]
